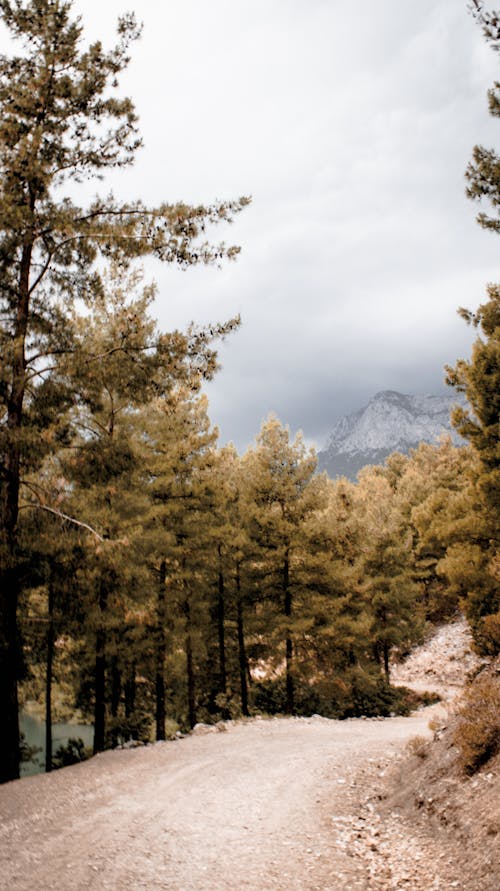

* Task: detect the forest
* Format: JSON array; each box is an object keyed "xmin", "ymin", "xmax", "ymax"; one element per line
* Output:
[{"xmin": 0, "ymin": 0, "xmax": 499, "ymax": 785}]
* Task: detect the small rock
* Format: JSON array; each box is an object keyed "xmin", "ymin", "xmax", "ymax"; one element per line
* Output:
[{"xmin": 191, "ymin": 723, "xmax": 213, "ymax": 735}]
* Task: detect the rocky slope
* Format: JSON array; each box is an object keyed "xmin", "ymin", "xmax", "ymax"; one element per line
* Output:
[
  {"xmin": 317, "ymin": 390, "xmax": 465, "ymax": 480},
  {"xmin": 322, "ymin": 619, "xmax": 498, "ymax": 891},
  {"xmin": 390, "ymin": 617, "xmax": 484, "ymax": 698},
  {"xmin": 364, "ymin": 620, "xmax": 499, "ymax": 891}
]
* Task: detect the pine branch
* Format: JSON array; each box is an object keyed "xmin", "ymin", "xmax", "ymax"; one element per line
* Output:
[{"xmin": 19, "ymin": 501, "xmax": 105, "ymax": 541}]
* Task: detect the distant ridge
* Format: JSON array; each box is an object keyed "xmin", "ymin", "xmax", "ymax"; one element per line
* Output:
[{"xmin": 317, "ymin": 390, "xmax": 465, "ymax": 480}]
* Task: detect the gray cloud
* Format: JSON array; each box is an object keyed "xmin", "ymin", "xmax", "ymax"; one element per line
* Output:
[{"xmin": 4, "ymin": 0, "xmax": 499, "ymax": 451}]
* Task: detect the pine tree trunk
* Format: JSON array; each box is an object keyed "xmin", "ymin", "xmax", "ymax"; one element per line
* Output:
[
  {"xmin": 184, "ymin": 599, "xmax": 196, "ymax": 729},
  {"xmin": 93, "ymin": 584, "xmax": 108, "ymax": 754},
  {"xmin": 110, "ymin": 655, "xmax": 121, "ymax": 747},
  {"xmin": 45, "ymin": 572, "xmax": 55, "ymax": 773},
  {"xmin": 284, "ymin": 549, "xmax": 294, "ymax": 714},
  {"xmin": 0, "ymin": 239, "xmax": 33, "ymax": 783},
  {"xmin": 217, "ymin": 544, "xmax": 227, "ymax": 697},
  {"xmin": 236, "ymin": 563, "xmax": 249, "ymax": 717},
  {"xmin": 383, "ymin": 641, "xmax": 390, "ymax": 683},
  {"xmin": 0, "ymin": 563, "xmax": 21, "ymax": 783},
  {"xmin": 124, "ymin": 663, "xmax": 136, "ymax": 723},
  {"xmin": 155, "ymin": 559, "xmax": 167, "ymax": 741}
]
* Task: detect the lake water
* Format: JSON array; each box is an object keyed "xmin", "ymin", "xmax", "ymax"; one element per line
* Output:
[{"xmin": 20, "ymin": 712, "xmax": 94, "ymax": 776}]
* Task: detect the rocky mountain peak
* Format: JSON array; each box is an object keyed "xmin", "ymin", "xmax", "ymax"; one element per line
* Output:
[{"xmin": 318, "ymin": 390, "xmax": 465, "ymax": 480}]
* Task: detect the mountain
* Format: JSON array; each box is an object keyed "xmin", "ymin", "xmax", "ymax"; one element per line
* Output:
[{"xmin": 317, "ymin": 390, "xmax": 466, "ymax": 480}]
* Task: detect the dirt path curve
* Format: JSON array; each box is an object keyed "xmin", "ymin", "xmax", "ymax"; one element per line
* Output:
[{"xmin": 0, "ymin": 710, "xmax": 450, "ymax": 891}]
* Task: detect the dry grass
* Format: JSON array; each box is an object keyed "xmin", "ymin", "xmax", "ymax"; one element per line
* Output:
[{"xmin": 406, "ymin": 734, "xmax": 431, "ymax": 759}]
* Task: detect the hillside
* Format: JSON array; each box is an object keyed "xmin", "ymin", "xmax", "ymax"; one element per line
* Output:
[{"xmin": 358, "ymin": 622, "xmax": 499, "ymax": 891}]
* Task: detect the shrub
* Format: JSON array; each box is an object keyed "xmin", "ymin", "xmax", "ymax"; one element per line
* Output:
[
  {"xmin": 345, "ymin": 672, "xmax": 414, "ymax": 718},
  {"xmin": 214, "ymin": 692, "xmax": 243, "ymax": 721},
  {"xmin": 164, "ymin": 718, "xmax": 181, "ymax": 740},
  {"xmin": 249, "ymin": 671, "xmax": 434, "ymax": 719},
  {"xmin": 107, "ymin": 709, "xmax": 153, "ymax": 745},
  {"xmin": 251, "ymin": 676, "xmax": 323, "ymax": 716},
  {"xmin": 478, "ymin": 611, "xmax": 500, "ymax": 657},
  {"xmin": 400, "ymin": 687, "xmax": 441, "ymax": 710},
  {"xmin": 19, "ymin": 733, "xmax": 42, "ymax": 766},
  {"xmin": 454, "ymin": 674, "xmax": 500, "ymax": 774},
  {"xmin": 406, "ymin": 735, "xmax": 430, "ymax": 759},
  {"xmin": 52, "ymin": 737, "xmax": 91, "ymax": 770}
]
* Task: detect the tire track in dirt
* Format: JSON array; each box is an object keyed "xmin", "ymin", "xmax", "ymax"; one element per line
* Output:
[{"xmin": 0, "ymin": 712, "xmax": 449, "ymax": 891}]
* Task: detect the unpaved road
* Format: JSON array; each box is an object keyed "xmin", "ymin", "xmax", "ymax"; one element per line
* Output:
[{"xmin": 0, "ymin": 710, "xmax": 452, "ymax": 891}]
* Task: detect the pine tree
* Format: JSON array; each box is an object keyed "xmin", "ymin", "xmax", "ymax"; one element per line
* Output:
[
  {"xmin": 200, "ymin": 445, "xmax": 238, "ymax": 716},
  {"xmin": 395, "ymin": 440, "xmax": 472, "ymax": 621},
  {"xmin": 302, "ymin": 476, "xmax": 368, "ymax": 685},
  {"xmin": 141, "ymin": 389, "xmax": 219, "ymax": 730},
  {"xmin": 208, "ymin": 446, "xmax": 256, "ymax": 717},
  {"xmin": 355, "ymin": 468, "xmax": 422, "ymax": 680},
  {"xmin": 445, "ymin": 0, "xmax": 500, "ymax": 654},
  {"xmin": 243, "ymin": 416, "xmax": 321, "ymax": 714}
]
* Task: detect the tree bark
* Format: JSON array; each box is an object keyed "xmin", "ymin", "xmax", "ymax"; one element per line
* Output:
[
  {"xmin": 45, "ymin": 571, "xmax": 55, "ymax": 772},
  {"xmin": 284, "ymin": 549, "xmax": 294, "ymax": 714},
  {"xmin": 217, "ymin": 544, "xmax": 227, "ymax": 697},
  {"xmin": 184, "ymin": 599, "xmax": 196, "ymax": 729},
  {"xmin": 155, "ymin": 559, "xmax": 167, "ymax": 741},
  {"xmin": 383, "ymin": 641, "xmax": 390, "ymax": 683},
  {"xmin": 0, "ymin": 237, "xmax": 33, "ymax": 783},
  {"xmin": 110, "ymin": 654, "xmax": 121, "ymax": 748},
  {"xmin": 236, "ymin": 562, "xmax": 249, "ymax": 716},
  {"xmin": 93, "ymin": 583, "xmax": 108, "ymax": 754},
  {"xmin": 124, "ymin": 662, "xmax": 136, "ymax": 725},
  {"xmin": 0, "ymin": 562, "xmax": 21, "ymax": 783}
]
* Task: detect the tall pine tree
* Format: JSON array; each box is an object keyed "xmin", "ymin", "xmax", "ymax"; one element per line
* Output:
[
  {"xmin": 445, "ymin": 0, "xmax": 500, "ymax": 654},
  {"xmin": 243, "ymin": 417, "xmax": 320, "ymax": 714}
]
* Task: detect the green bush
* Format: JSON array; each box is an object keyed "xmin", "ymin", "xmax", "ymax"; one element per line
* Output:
[
  {"xmin": 106, "ymin": 708, "xmax": 153, "ymax": 746},
  {"xmin": 341, "ymin": 670, "xmax": 412, "ymax": 718},
  {"xmin": 251, "ymin": 676, "xmax": 322, "ymax": 716},
  {"xmin": 19, "ymin": 732, "xmax": 42, "ymax": 766},
  {"xmin": 249, "ymin": 670, "xmax": 432, "ymax": 719},
  {"xmin": 214, "ymin": 692, "xmax": 243, "ymax": 721},
  {"xmin": 52, "ymin": 737, "xmax": 91, "ymax": 770}
]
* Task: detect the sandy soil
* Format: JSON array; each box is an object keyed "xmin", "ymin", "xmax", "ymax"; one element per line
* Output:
[
  {"xmin": 0, "ymin": 711, "xmax": 449, "ymax": 891},
  {"xmin": 0, "ymin": 620, "xmax": 487, "ymax": 891}
]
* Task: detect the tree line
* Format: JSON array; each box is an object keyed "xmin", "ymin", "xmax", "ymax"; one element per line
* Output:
[{"xmin": 16, "ymin": 364, "xmax": 498, "ymax": 770}]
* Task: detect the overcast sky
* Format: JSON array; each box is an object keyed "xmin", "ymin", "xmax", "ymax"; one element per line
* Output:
[{"xmin": 10, "ymin": 1, "xmax": 500, "ymax": 450}]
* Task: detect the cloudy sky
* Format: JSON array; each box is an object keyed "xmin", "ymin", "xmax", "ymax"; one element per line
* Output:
[{"xmin": 12, "ymin": 1, "xmax": 500, "ymax": 449}]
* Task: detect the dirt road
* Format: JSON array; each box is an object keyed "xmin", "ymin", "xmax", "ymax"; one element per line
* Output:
[{"xmin": 0, "ymin": 710, "xmax": 454, "ymax": 891}]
